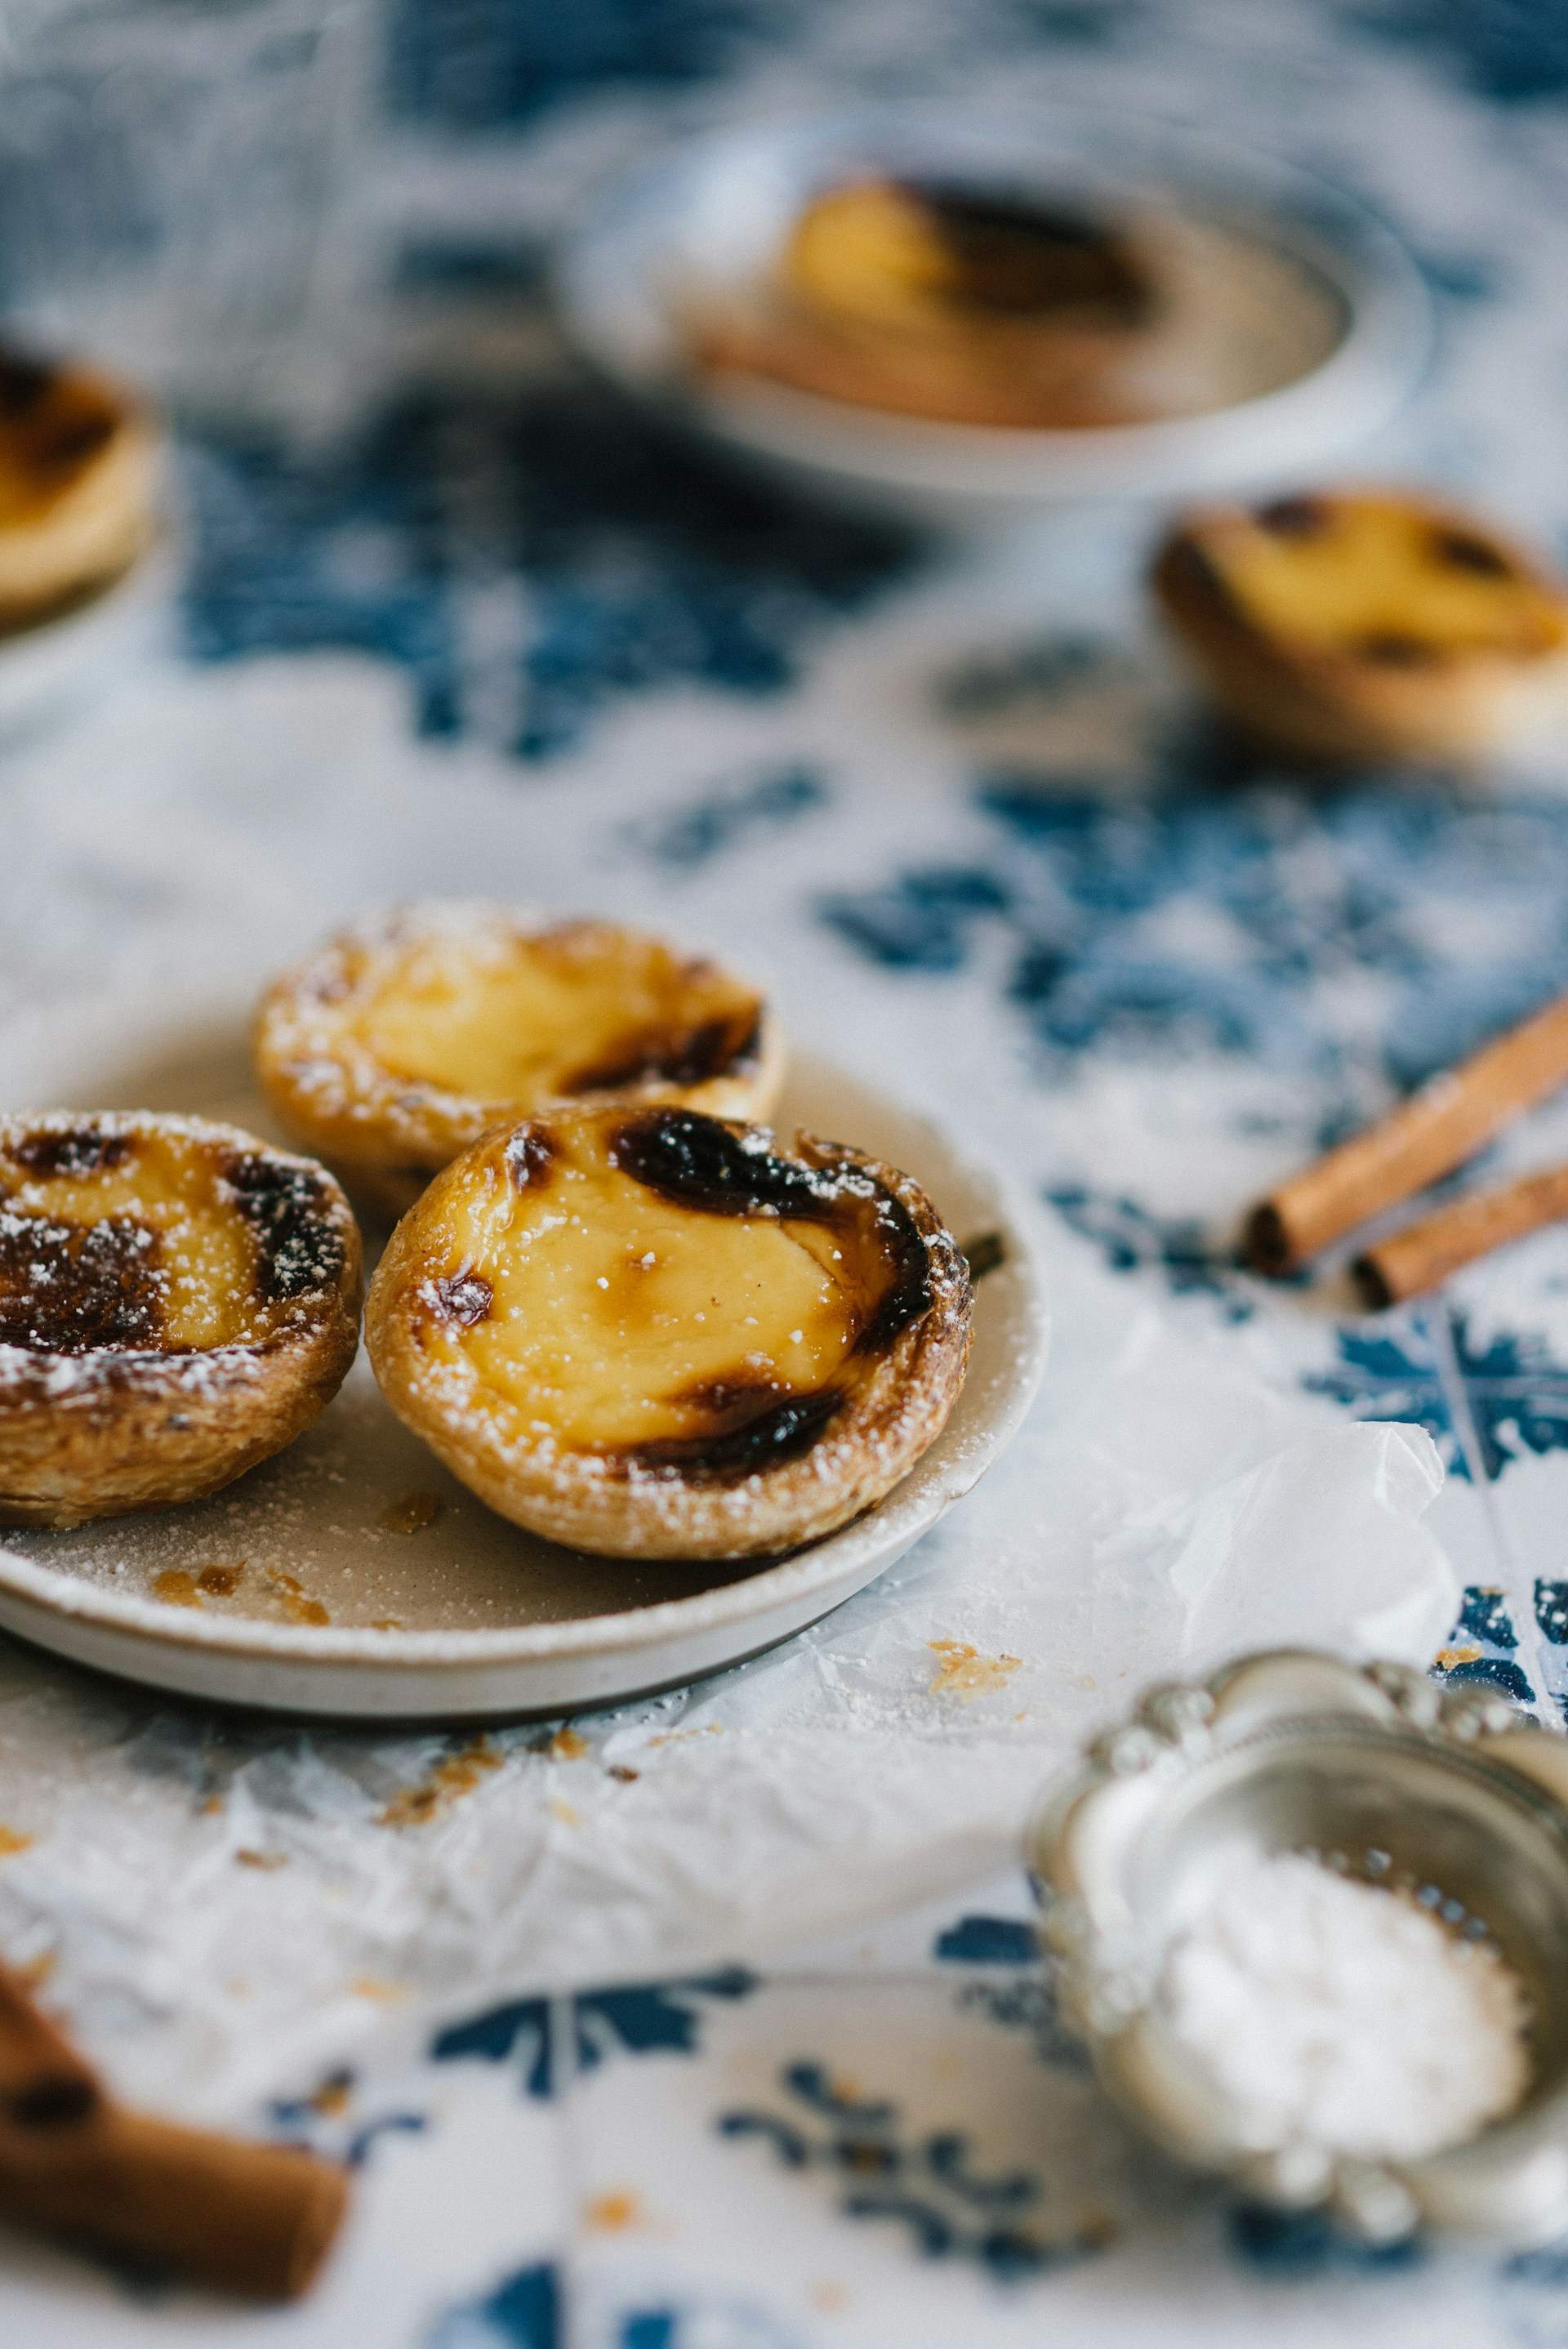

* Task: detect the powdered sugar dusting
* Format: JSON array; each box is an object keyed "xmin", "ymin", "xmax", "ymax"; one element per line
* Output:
[
  {"xmin": 0, "ymin": 1110, "xmax": 356, "ymax": 1402},
  {"xmin": 1160, "ymin": 1852, "xmax": 1531, "ymax": 2160}
]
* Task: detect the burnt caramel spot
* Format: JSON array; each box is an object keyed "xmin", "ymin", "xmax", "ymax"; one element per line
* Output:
[
  {"xmin": 434, "ymin": 1269, "xmax": 492, "ymax": 1325},
  {"xmin": 1255, "ymin": 496, "xmax": 1328, "ymax": 537},
  {"xmin": 1160, "ymin": 535, "xmax": 1239, "ymax": 624},
  {"xmin": 30, "ymin": 412, "xmax": 114, "ymax": 475},
  {"xmin": 564, "ymin": 1006, "xmax": 763, "ymax": 1096},
  {"xmin": 505, "ymin": 1125, "xmax": 555, "ymax": 1191},
  {"xmin": 904, "ymin": 181, "xmax": 1153, "ymax": 323},
  {"xmin": 0, "ymin": 1210, "xmax": 163, "ymax": 1352},
  {"xmin": 853, "ymin": 1194, "xmax": 933, "ymax": 1356},
  {"xmin": 4, "ymin": 2074, "xmax": 99, "ymax": 2130},
  {"xmin": 675, "ymin": 1375, "xmax": 787, "ymax": 1435},
  {"xmin": 609, "ymin": 1108, "xmax": 833, "ymax": 1221},
  {"xmin": 610, "ymin": 1110, "xmax": 933, "ymax": 1348},
  {"xmin": 1432, "ymin": 527, "xmax": 1514, "ymax": 579},
  {"xmin": 197, "ymin": 1563, "xmax": 244, "ymax": 1597},
  {"xmin": 1356, "ymin": 630, "xmax": 1438, "ymax": 666},
  {"xmin": 221, "ymin": 1152, "xmax": 345, "ymax": 1304},
  {"xmin": 604, "ymin": 1110, "xmax": 938, "ymax": 1483},
  {"xmin": 0, "ymin": 352, "xmax": 56, "ymax": 419},
  {"xmin": 9, "ymin": 1127, "xmax": 135, "ymax": 1180},
  {"xmin": 625, "ymin": 1385, "xmax": 844, "ymax": 1482}
]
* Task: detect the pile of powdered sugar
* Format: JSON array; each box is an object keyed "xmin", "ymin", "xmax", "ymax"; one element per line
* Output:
[{"xmin": 1159, "ymin": 1852, "xmax": 1532, "ymax": 2160}]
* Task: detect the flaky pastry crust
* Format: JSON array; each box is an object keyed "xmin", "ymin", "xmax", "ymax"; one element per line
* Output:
[
  {"xmin": 365, "ymin": 1106, "xmax": 973, "ymax": 1560},
  {"xmin": 1153, "ymin": 489, "xmax": 1568, "ymax": 766},
  {"xmin": 255, "ymin": 906, "xmax": 785, "ymax": 1221},
  {"xmin": 0, "ymin": 1112, "xmax": 361, "ymax": 1529}
]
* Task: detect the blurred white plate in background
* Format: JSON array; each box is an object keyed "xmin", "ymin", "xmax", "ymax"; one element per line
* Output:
[{"xmin": 558, "ymin": 105, "xmax": 1432, "ymax": 525}]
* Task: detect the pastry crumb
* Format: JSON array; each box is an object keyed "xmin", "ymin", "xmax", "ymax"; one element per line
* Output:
[
  {"xmin": 266, "ymin": 1567, "xmax": 331, "ymax": 1626},
  {"xmin": 379, "ymin": 1736, "xmax": 501, "ymax": 1826},
  {"xmin": 380, "ymin": 1489, "xmax": 443, "ymax": 1536},
  {"xmin": 928, "ymin": 1638, "xmax": 1022, "ymax": 1696},
  {"xmin": 583, "ymin": 2190, "xmax": 644, "ymax": 2233}
]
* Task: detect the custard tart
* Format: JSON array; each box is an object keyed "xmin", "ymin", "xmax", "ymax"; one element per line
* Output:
[
  {"xmin": 366, "ymin": 1103, "xmax": 973, "ymax": 1559},
  {"xmin": 0, "ymin": 346, "xmax": 158, "ymax": 628},
  {"xmin": 694, "ymin": 176, "xmax": 1158, "ymax": 430},
  {"xmin": 1152, "ymin": 489, "xmax": 1568, "ymax": 765},
  {"xmin": 0, "ymin": 1113, "xmax": 360, "ymax": 1529},
  {"xmin": 256, "ymin": 907, "xmax": 785, "ymax": 1221}
]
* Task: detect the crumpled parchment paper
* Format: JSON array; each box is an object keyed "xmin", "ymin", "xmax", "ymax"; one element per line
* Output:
[{"xmin": 0, "ymin": 658, "xmax": 1459, "ymax": 2121}]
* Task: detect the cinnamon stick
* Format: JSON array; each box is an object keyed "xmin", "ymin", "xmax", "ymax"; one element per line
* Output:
[
  {"xmin": 1353, "ymin": 1164, "xmax": 1568, "ymax": 1308},
  {"xmin": 0, "ymin": 1962, "xmax": 349, "ymax": 2299},
  {"xmin": 1246, "ymin": 990, "xmax": 1568, "ymax": 1273}
]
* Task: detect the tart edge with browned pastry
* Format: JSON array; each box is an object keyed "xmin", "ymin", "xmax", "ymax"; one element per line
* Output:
[
  {"xmin": 254, "ymin": 907, "xmax": 786, "ymax": 1223},
  {"xmin": 1152, "ymin": 492, "xmax": 1568, "ymax": 765},
  {"xmin": 0, "ymin": 1112, "xmax": 361, "ymax": 1530}
]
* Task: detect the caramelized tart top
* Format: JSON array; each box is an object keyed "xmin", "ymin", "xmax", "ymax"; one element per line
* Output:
[
  {"xmin": 382, "ymin": 1105, "xmax": 965, "ymax": 1481},
  {"xmin": 0, "ymin": 1114, "xmax": 355, "ymax": 1359},
  {"xmin": 1171, "ymin": 492, "xmax": 1568, "ymax": 668}
]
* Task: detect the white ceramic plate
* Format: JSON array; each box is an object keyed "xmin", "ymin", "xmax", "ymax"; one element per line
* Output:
[
  {"xmin": 0, "ymin": 989, "xmax": 1047, "ymax": 1719},
  {"xmin": 558, "ymin": 106, "xmax": 1431, "ymax": 524},
  {"xmin": 0, "ymin": 533, "xmax": 180, "ymax": 742}
]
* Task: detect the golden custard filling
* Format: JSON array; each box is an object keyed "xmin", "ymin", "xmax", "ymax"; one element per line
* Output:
[
  {"xmin": 409, "ymin": 1109, "xmax": 929, "ymax": 1466},
  {"xmin": 349, "ymin": 922, "xmax": 763, "ymax": 1106},
  {"xmin": 1207, "ymin": 495, "xmax": 1568, "ymax": 662},
  {"xmin": 0, "ymin": 1121, "xmax": 346, "ymax": 1355},
  {"xmin": 785, "ymin": 178, "xmax": 1152, "ymax": 334}
]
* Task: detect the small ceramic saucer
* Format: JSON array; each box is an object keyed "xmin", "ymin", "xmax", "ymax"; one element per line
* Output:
[{"xmin": 0, "ymin": 986, "xmax": 1046, "ymax": 1720}]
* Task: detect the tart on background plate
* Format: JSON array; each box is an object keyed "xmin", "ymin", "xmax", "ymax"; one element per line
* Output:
[
  {"xmin": 0, "ymin": 1112, "xmax": 360, "ymax": 1528},
  {"xmin": 693, "ymin": 175, "xmax": 1162, "ymax": 430},
  {"xmin": 1152, "ymin": 487, "xmax": 1568, "ymax": 765},
  {"xmin": 0, "ymin": 346, "xmax": 158, "ymax": 631},
  {"xmin": 255, "ymin": 907, "xmax": 785, "ymax": 1220},
  {"xmin": 366, "ymin": 1102, "xmax": 973, "ymax": 1560}
]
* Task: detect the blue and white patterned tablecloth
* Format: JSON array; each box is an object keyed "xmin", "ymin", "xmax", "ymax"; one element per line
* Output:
[{"xmin": 6, "ymin": 0, "xmax": 1568, "ymax": 2342}]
